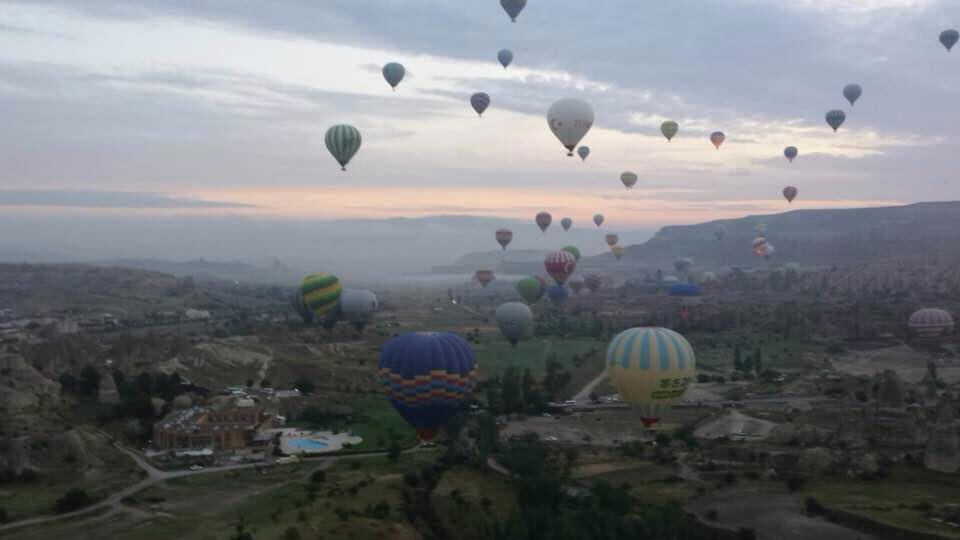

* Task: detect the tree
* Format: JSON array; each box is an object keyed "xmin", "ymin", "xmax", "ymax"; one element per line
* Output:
[
  {"xmin": 733, "ymin": 344, "xmax": 743, "ymax": 372},
  {"xmin": 78, "ymin": 366, "xmax": 101, "ymax": 397},
  {"xmin": 54, "ymin": 488, "xmax": 94, "ymax": 513},
  {"xmin": 501, "ymin": 367, "xmax": 523, "ymax": 414},
  {"xmin": 228, "ymin": 517, "xmax": 255, "ymax": 540},
  {"xmin": 753, "ymin": 349, "xmax": 763, "ymax": 374},
  {"xmin": 260, "ymin": 379, "xmax": 272, "ymax": 388},
  {"xmin": 387, "ymin": 434, "xmax": 402, "ymax": 463}
]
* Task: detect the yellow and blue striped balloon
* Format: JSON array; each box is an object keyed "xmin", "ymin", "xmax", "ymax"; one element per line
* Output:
[
  {"xmin": 606, "ymin": 327, "xmax": 696, "ymax": 428},
  {"xmin": 300, "ymin": 273, "xmax": 342, "ymax": 319}
]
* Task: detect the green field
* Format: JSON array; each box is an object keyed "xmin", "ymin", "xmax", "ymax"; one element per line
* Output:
[
  {"xmin": 806, "ymin": 466, "xmax": 960, "ymax": 538},
  {"xmin": 471, "ymin": 335, "xmax": 605, "ymax": 381}
]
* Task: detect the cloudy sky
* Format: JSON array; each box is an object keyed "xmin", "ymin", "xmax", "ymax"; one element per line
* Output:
[{"xmin": 0, "ymin": 0, "xmax": 957, "ymax": 231}]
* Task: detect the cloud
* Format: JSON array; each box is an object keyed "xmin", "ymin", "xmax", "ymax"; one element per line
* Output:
[{"xmin": 0, "ymin": 190, "xmax": 256, "ymax": 208}]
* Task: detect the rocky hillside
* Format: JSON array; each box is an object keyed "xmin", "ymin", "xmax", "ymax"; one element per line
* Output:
[{"xmin": 588, "ymin": 201, "xmax": 960, "ymax": 270}]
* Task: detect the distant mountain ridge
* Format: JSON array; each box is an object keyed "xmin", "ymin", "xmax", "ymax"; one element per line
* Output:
[{"xmin": 599, "ymin": 201, "xmax": 960, "ymax": 269}]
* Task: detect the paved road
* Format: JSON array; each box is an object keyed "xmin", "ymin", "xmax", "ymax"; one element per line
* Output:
[
  {"xmin": 0, "ymin": 445, "xmax": 391, "ymax": 535},
  {"xmin": 572, "ymin": 367, "xmax": 608, "ymax": 402}
]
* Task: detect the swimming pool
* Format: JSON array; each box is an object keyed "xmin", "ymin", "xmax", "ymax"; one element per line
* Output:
[{"xmin": 287, "ymin": 438, "xmax": 329, "ymax": 451}]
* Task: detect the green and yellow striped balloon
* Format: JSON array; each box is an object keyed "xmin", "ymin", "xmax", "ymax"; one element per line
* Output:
[
  {"xmin": 325, "ymin": 124, "xmax": 362, "ymax": 171},
  {"xmin": 301, "ymin": 273, "xmax": 342, "ymax": 318}
]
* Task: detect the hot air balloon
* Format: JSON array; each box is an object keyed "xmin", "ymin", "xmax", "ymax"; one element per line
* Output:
[
  {"xmin": 843, "ymin": 84, "xmax": 862, "ymax": 106},
  {"xmin": 471, "ymin": 92, "xmax": 490, "ymax": 117},
  {"xmin": 577, "ymin": 146, "xmax": 590, "ymax": 161},
  {"xmin": 940, "ymin": 29, "xmax": 959, "ymax": 52},
  {"xmin": 674, "ymin": 258, "xmax": 693, "ymax": 274},
  {"xmin": 826, "ymin": 110, "xmax": 846, "ymax": 132},
  {"xmin": 516, "ymin": 276, "xmax": 545, "ymax": 304},
  {"xmin": 547, "ymin": 284, "xmax": 568, "ymax": 306},
  {"xmin": 662, "ymin": 275, "xmax": 680, "ymax": 284},
  {"xmin": 784, "ymin": 146, "xmax": 798, "ymax": 163},
  {"xmin": 301, "ymin": 273, "xmax": 342, "ymax": 320},
  {"xmin": 713, "ymin": 226, "xmax": 726, "ymax": 241},
  {"xmin": 611, "ymin": 245, "xmax": 624, "ymax": 260},
  {"xmin": 475, "ymin": 270, "xmax": 495, "ymax": 288},
  {"xmin": 710, "ymin": 131, "xmax": 725, "ymax": 149},
  {"xmin": 752, "ymin": 237, "xmax": 768, "ymax": 250},
  {"xmin": 607, "ymin": 327, "xmax": 696, "ymax": 428},
  {"xmin": 569, "ymin": 279, "xmax": 584, "ymax": 295},
  {"xmin": 325, "ymin": 125, "xmax": 362, "ymax": 171},
  {"xmin": 536, "ymin": 212, "xmax": 552, "ymax": 233},
  {"xmin": 561, "ymin": 217, "xmax": 573, "ymax": 231},
  {"xmin": 661, "ymin": 121, "xmax": 679, "ymax": 142},
  {"xmin": 593, "ymin": 214, "xmax": 604, "ymax": 227},
  {"xmin": 621, "ymin": 172, "xmax": 638, "ymax": 190},
  {"xmin": 496, "ymin": 302, "xmax": 533, "ymax": 345},
  {"xmin": 669, "ymin": 283, "xmax": 701, "ymax": 297},
  {"xmin": 500, "ymin": 0, "xmax": 526, "ymax": 22},
  {"xmin": 605, "ymin": 233, "xmax": 619, "ymax": 247},
  {"xmin": 382, "ymin": 62, "xmax": 405, "ymax": 91},
  {"xmin": 755, "ymin": 242, "xmax": 775, "ymax": 259},
  {"xmin": 340, "ymin": 289, "xmax": 378, "ymax": 331},
  {"xmin": 544, "ymin": 250, "xmax": 576, "ymax": 285},
  {"xmin": 497, "ymin": 49, "xmax": 514, "ymax": 68},
  {"xmin": 702, "ymin": 271, "xmax": 717, "ymax": 282},
  {"xmin": 908, "ymin": 308, "xmax": 955, "ymax": 341},
  {"xmin": 584, "ymin": 274, "xmax": 603, "ymax": 294},
  {"xmin": 783, "ymin": 186, "xmax": 798, "ymax": 203},
  {"xmin": 547, "ymin": 98, "xmax": 594, "ymax": 156},
  {"xmin": 561, "ymin": 245, "xmax": 581, "ymax": 262},
  {"xmin": 379, "ymin": 332, "xmax": 477, "ymax": 440},
  {"xmin": 495, "ymin": 229, "xmax": 513, "ymax": 250},
  {"xmin": 755, "ymin": 222, "xmax": 768, "ymax": 235}
]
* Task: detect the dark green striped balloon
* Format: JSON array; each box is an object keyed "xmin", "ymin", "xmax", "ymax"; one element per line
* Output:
[
  {"xmin": 301, "ymin": 273, "xmax": 342, "ymax": 318},
  {"xmin": 325, "ymin": 124, "xmax": 362, "ymax": 171}
]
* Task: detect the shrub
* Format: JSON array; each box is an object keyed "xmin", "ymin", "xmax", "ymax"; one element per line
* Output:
[
  {"xmin": 706, "ymin": 509, "xmax": 718, "ymax": 521},
  {"xmin": 54, "ymin": 488, "xmax": 94, "ymax": 513}
]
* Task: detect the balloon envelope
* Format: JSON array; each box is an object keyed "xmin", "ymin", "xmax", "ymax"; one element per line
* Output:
[
  {"xmin": 340, "ymin": 289, "xmax": 378, "ymax": 331},
  {"xmin": 611, "ymin": 245, "xmax": 624, "ymax": 260},
  {"xmin": 826, "ymin": 110, "xmax": 846, "ymax": 132},
  {"xmin": 545, "ymin": 251, "xmax": 577, "ymax": 285},
  {"xmin": 497, "ymin": 48, "xmax": 514, "ymax": 68},
  {"xmin": 669, "ymin": 283, "xmax": 701, "ymax": 297},
  {"xmin": 783, "ymin": 186, "xmax": 798, "ymax": 203},
  {"xmin": 475, "ymin": 270, "xmax": 495, "ymax": 288},
  {"xmin": 784, "ymin": 146, "xmax": 798, "ymax": 162},
  {"xmin": 325, "ymin": 125, "xmax": 362, "ymax": 171},
  {"xmin": 577, "ymin": 146, "xmax": 590, "ymax": 161},
  {"xmin": 496, "ymin": 302, "xmax": 533, "ymax": 345},
  {"xmin": 561, "ymin": 245, "xmax": 581, "ymax": 262},
  {"xmin": 593, "ymin": 214, "xmax": 604, "ymax": 227},
  {"xmin": 605, "ymin": 233, "xmax": 619, "ymax": 247},
  {"xmin": 620, "ymin": 172, "xmax": 638, "ymax": 189},
  {"xmin": 379, "ymin": 332, "xmax": 477, "ymax": 440},
  {"xmin": 607, "ymin": 327, "xmax": 696, "ymax": 428},
  {"xmin": 909, "ymin": 308, "xmax": 955, "ymax": 340},
  {"xmin": 471, "ymin": 92, "xmax": 491, "ymax": 117},
  {"xmin": 516, "ymin": 276, "xmax": 545, "ymax": 304},
  {"xmin": 843, "ymin": 84, "xmax": 862, "ymax": 106},
  {"xmin": 301, "ymin": 273, "xmax": 343, "ymax": 319},
  {"xmin": 382, "ymin": 62, "xmax": 405, "ymax": 89},
  {"xmin": 547, "ymin": 284, "xmax": 568, "ymax": 306},
  {"xmin": 561, "ymin": 217, "xmax": 573, "ymax": 231},
  {"xmin": 536, "ymin": 212, "xmax": 552, "ymax": 232},
  {"xmin": 661, "ymin": 121, "xmax": 679, "ymax": 141},
  {"xmin": 710, "ymin": 131, "xmax": 725, "ymax": 149},
  {"xmin": 495, "ymin": 229, "xmax": 513, "ymax": 250},
  {"xmin": 500, "ymin": 0, "xmax": 526, "ymax": 22},
  {"xmin": 713, "ymin": 226, "xmax": 726, "ymax": 241},
  {"xmin": 941, "ymin": 29, "xmax": 959, "ymax": 51},
  {"xmin": 547, "ymin": 98, "xmax": 594, "ymax": 156}
]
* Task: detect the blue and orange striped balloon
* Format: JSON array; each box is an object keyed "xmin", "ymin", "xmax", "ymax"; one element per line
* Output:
[
  {"xmin": 378, "ymin": 332, "xmax": 477, "ymax": 440},
  {"xmin": 606, "ymin": 327, "xmax": 696, "ymax": 428}
]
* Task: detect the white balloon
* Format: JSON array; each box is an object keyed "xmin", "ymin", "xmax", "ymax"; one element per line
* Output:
[
  {"xmin": 547, "ymin": 98, "xmax": 594, "ymax": 156},
  {"xmin": 340, "ymin": 289, "xmax": 378, "ymax": 330}
]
